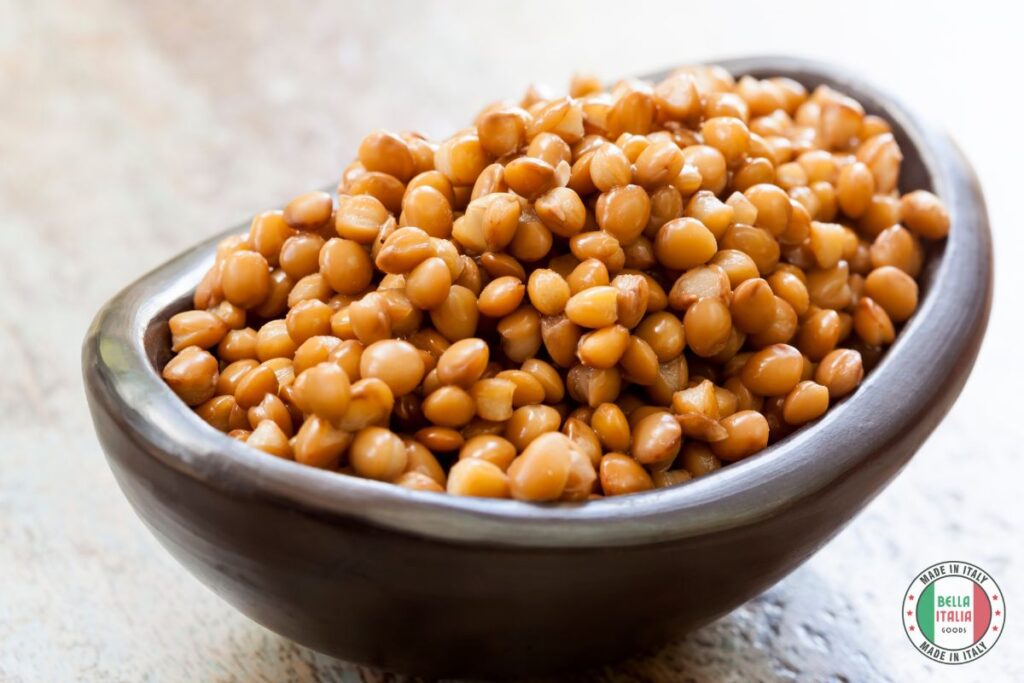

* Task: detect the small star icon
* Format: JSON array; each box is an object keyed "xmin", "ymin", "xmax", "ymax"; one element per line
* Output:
[
  {"xmin": 995, "ymin": 610, "xmax": 1001, "ymax": 616},
  {"xmin": 910, "ymin": 625, "xmax": 916, "ymax": 631},
  {"xmin": 907, "ymin": 610, "xmax": 913, "ymax": 616},
  {"xmin": 993, "ymin": 626, "xmax": 999, "ymax": 632},
  {"xmin": 908, "ymin": 595, "xmax": 915, "ymax": 601},
  {"xmin": 993, "ymin": 595, "xmax": 999, "ymax": 601}
]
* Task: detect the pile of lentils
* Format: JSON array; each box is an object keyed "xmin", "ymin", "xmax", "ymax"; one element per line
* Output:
[{"xmin": 162, "ymin": 66, "xmax": 949, "ymax": 501}]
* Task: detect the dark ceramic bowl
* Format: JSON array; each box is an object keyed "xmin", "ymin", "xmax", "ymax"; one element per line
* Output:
[{"xmin": 83, "ymin": 57, "xmax": 991, "ymax": 679}]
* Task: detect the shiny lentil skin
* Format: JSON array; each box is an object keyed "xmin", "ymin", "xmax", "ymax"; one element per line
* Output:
[
  {"xmin": 599, "ymin": 453, "xmax": 654, "ymax": 496},
  {"xmin": 782, "ymin": 381, "xmax": 830, "ymax": 425},
  {"xmin": 447, "ymin": 458, "xmax": 510, "ymax": 498},
  {"xmin": 350, "ymin": 426, "xmax": 408, "ymax": 481},
  {"xmin": 507, "ymin": 432, "xmax": 575, "ymax": 501},
  {"xmin": 293, "ymin": 416, "xmax": 352, "ymax": 469},
  {"xmin": 292, "ymin": 362, "xmax": 351, "ymax": 422},
  {"xmin": 360, "ymin": 340, "xmax": 426, "ymax": 396},
  {"xmin": 221, "ymin": 250, "xmax": 271, "ymax": 309},
  {"xmin": 284, "ymin": 191, "xmax": 333, "ymax": 231},
  {"xmin": 437, "ymin": 338, "xmax": 489, "ymax": 387},
  {"xmin": 684, "ymin": 298, "xmax": 732, "ymax": 357},
  {"xmin": 459, "ymin": 434, "xmax": 518, "ymax": 471},
  {"xmin": 864, "ymin": 265, "xmax": 918, "ymax": 322},
  {"xmin": 630, "ymin": 412, "xmax": 683, "ymax": 466},
  {"xmin": 712, "ymin": 410, "xmax": 770, "ymax": 461},
  {"xmin": 900, "ymin": 190, "xmax": 950, "ymax": 239},
  {"xmin": 681, "ymin": 442, "xmax": 722, "ymax": 477},
  {"xmin": 166, "ymin": 65, "xmax": 948, "ymax": 503},
  {"xmin": 163, "ymin": 346, "xmax": 219, "ymax": 406},
  {"xmin": 169, "ymin": 310, "xmax": 228, "ymax": 352},
  {"xmin": 504, "ymin": 404, "xmax": 562, "ymax": 452},
  {"xmin": 815, "ymin": 348, "xmax": 864, "ymax": 399},
  {"xmin": 740, "ymin": 344, "xmax": 804, "ymax": 396},
  {"xmin": 406, "ymin": 257, "xmax": 453, "ymax": 310}
]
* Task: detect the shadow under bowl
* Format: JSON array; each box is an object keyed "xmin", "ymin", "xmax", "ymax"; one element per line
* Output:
[{"xmin": 82, "ymin": 56, "xmax": 992, "ymax": 679}]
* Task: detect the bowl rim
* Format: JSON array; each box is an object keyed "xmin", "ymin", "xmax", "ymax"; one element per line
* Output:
[{"xmin": 83, "ymin": 56, "xmax": 992, "ymax": 548}]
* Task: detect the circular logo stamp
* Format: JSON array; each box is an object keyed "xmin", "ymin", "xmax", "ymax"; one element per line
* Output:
[{"xmin": 903, "ymin": 561, "xmax": 1005, "ymax": 664}]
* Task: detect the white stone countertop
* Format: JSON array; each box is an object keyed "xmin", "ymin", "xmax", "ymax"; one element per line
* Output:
[{"xmin": 1, "ymin": 2, "xmax": 1021, "ymax": 681}]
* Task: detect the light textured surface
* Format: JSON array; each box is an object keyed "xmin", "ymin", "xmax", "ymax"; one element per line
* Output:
[{"xmin": 1, "ymin": 1, "xmax": 1022, "ymax": 681}]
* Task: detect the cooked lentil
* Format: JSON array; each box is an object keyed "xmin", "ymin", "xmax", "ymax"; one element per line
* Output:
[{"xmin": 164, "ymin": 66, "xmax": 949, "ymax": 500}]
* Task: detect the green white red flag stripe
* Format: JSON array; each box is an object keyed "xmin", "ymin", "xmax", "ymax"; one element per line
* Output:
[{"xmin": 916, "ymin": 577, "xmax": 991, "ymax": 648}]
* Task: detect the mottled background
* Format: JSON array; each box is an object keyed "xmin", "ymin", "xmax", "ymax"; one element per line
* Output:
[{"xmin": 1, "ymin": 1, "xmax": 1022, "ymax": 681}]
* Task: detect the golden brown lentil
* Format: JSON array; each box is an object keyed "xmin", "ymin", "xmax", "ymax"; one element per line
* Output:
[
  {"xmin": 506, "ymin": 433, "xmax": 575, "ymax": 501},
  {"xmin": 599, "ymin": 453, "xmax": 654, "ymax": 496},
  {"xmin": 221, "ymin": 250, "xmax": 271, "ymax": 309},
  {"xmin": 655, "ymin": 218, "xmax": 718, "ymax": 270},
  {"xmin": 539, "ymin": 314, "xmax": 581, "ymax": 367},
  {"xmin": 337, "ymin": 378, "xmax": 394, "ymax": 431},
  {"xmin": 684, "ymin": 298, "xmax": 732, "ymax": 357},
  {"xmin": 164, "ymin": 346, "xmax": 219, "ymax": 406},
  {"xmin": 248, "ymin": 420, "xmax": 293, "ymax": 459},
  {"xmin": 232, "ymin": 361, "xmax": 278, "ymax": 410},
  {"xmin": 430, "ymin": 285, "xmax": 480, "ymax": 341},
  {"xmin": 402, "ymin": 257, "xmax": 451, "ymax": 311},
  {"xmin": 900, "ymin": 190, "xmax": 949, "ymax": 239},
  {"xmin": 836, "ymin": 161, "xmax": 874, "ymax": 218},
  {"xmin": 447, "ymin": 458, "xmax": 510, "ymax": 498},
  {"xmin": 630, "ymin": 411, "xmax": 682, "ymax": 465},
  {"xmin": 459, "ymin": 434, "xmax": 517, "ymax": 471},
  {"xmin": 796, "ymin": 308, "xmax": 841, "ymax": 361},
  {"xmin": 562, "ymin": 417, "xmax": 602, "ymax": 466},
  {"xmin": 247, "ymin": 392, "xmax": 293, "ymax": 436},
  {"xmin": 681, "ymin": 442, "xmax": 722, "ymax": 477},
  {"xmin": 566, "ymin": 258, "xmax": 610, "ymax": 295},
  {"xmin": 565, "ymin": 285, "xmax": 619, "ymax": 328},
  {"xmin": 216, "ymin": 359, "xmax": 259, "ymax": 396},
  {"xmin": 414, "ymin": 426, "xmax": 464, "ymax": 453},
  {"xmin": 292, "ymin": 362, "xmax": 351, "ymax": 422},
  {"xmin": 782, "ymin": 380, "xmax": 830, "ymax": 425},
  {"xmin": 470, "ymin": 377, "xmax": 517, "ymax": 422},
  {"xmin": 863, "ymin": 265, "xmax": 918, "ymax": 322},
  {"xmin": 360, "ymin": 339, "xmax": 426, "ymax": 396},
  {"xmin": 196, "ymin": 394, "xmax": 247, "ymax": 433},
  {"xmin": 577, "ymin": 324, "xmax": 629, "ymax": 368},
  {"xmin": 711, "ymin": 249, "xmax": 760, "ymax": 287},
  {"xmin": 591, "ymin": 403, "xmax": 631, "ymax": 452},
  {"xmin": 395, "ymin": 471, "xmax": 445, "ymax": 492},
  {"xmin": 740, "ymin": 344, "xmax": 803, "ymax": 396},
  {"xmin": 350, "ymin": 426, "xmax": 408, "ymax": 481},
  {"xmin": 527, "ymin": 269, "xmax": 571, "ymax": 315},
  {"xmin": 815, "ymin": 348, "xmax": 864, "ymax": 399},
  {"xmin": 283, "ymin": 191, "xmax": 333, "ymax": 232},
  {"xmin": 595, "ymin": 184, "xmax": 651, "ymax": 244},
  {"xmin": 504, "ymin": 404, "xmax": 562, "ymax": 451},
  {"xmin": 169, "ymin": 310, "xmax": 228, "ymax": 352},
  {"xmin": 712, "ymin": 410, "xmax": 770, "ymax": 461},
  {"xmin": 497, "ymin": 306, "xmax": 543, "ymax": 362},
  {"xmin": 278, "ymin": 232, "xmax": 325, "ymax": 280},
  {"xmin": 852, "ymin": 296, "xmax": 896, "ymax": 347},
  {"xmin": 729, "ymin": 278, "xmax": 775, "ymax": 334},
  {"xmin": 648, "ymin": 356, "xmax": 688, "ymax": 406},
  {"xmin": 747, "ymin": 296, "xmax": 798, "ymax": 348},
  {"xmin": 870, "ymin": 224, "xmax": 923, "ymax": 277},
  {"xmin": 336, "ymin": 194, "xmax": 390, "ymax": 244}
]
